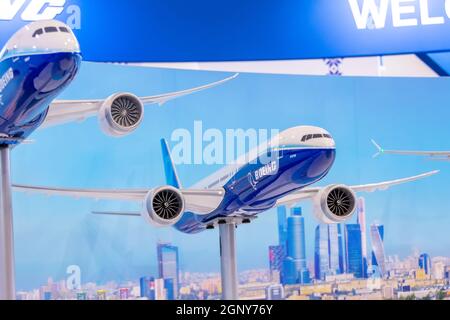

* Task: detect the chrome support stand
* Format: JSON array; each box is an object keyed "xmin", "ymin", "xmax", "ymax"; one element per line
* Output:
[
  {"xmin": 0, "ymin": 146, "xmax": 15, "ymax": 300},
  {"xmin": 219, "ymin": 222, "xmax": 238, "ymax": 300},
  {"xmin": 208, "ymin": 216, "xmax": 256, "ymax": 300}
]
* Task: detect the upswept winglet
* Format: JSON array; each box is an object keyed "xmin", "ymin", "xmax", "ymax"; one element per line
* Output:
[{"xmin": 371, "ymin": 139, "xmax": 383, "ymax": 158}]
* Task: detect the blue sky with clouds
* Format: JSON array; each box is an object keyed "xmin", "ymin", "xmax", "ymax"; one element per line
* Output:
[{"xmin": 11, "ymin": 63, "xmax": 450, "ymax": 290}]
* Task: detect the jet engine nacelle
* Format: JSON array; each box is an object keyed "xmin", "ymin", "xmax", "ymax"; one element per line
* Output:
[
  {"xmin": 141, "ymin": 186, "xmax": 185, "ymax": 227},
  {"xmin": 98, "ymin": 93, "xmax": 144, "ymax": 137},
  {"xmin": 313, "ymin": 184, "xmax": 357, "ymax": 224}
]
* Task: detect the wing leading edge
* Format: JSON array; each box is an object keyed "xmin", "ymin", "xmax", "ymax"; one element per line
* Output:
[
  {"xmin": 276, "ymin": 170, "xmax": 439, "ymax": 207},
  {"xmin": 42, "ymin": 73, "xmax": 238, "ymax": 128},
  {"xmin": 12, "ymin": 184, "xmax": 225, "ymax": 215}
]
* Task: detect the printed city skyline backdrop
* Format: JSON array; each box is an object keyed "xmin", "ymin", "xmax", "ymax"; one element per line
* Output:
[{"xmin": 11, "ymin": 62, "xmax": 450, "ymax": 294}]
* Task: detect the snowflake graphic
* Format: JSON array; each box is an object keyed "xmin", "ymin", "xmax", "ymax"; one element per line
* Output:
[{"xmin": 324, "ymin": 58, "xmax": 343, "ymax": 76}]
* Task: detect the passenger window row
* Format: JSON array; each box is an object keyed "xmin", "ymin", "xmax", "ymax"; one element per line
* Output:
[{"xmin": 32, "ymin": 26, "xmax": 70, "ymax": 38}]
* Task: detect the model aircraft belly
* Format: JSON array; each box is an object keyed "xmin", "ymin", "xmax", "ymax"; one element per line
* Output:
[
  {"xmin": 0, "ymin": 52, "xmax": 80, "ymax": 143},
  {"xmin": 175, "ymin": 148, "xmax": 336, "ymax": 234}
]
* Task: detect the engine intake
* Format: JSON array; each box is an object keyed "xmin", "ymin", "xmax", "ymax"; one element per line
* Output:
[
  {"xmin": 314, "ymin": 185, "xmax": 356, "ymax": 223},
  {"xmin": 142, "ymin": 186, "xmax": 185, "ymax": 227},
  {"xmin": 98, "ymin": 93, "xmax": 144, "ymax": 137}
]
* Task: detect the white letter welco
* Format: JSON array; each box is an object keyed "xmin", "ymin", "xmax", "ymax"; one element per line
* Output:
[
  {"xmin": 446, "ymin": 0, "xmax": 450, "ymax": 19},
  {"xmin": 348, "ymin": 0, "xmax": 389, "ymax": 29},
  {"xmin": 392, "ymin": 0, "xmax": 418, "ymax": 27},
  {"xmin": 420, "ymin": 0, "xmax": 444, "ymax": 25},
  {"xmin": 21, "ymin": 0, "xmax": 66, "ymax": 21},
  {"xmin": 0, "ymin": 0, "xmax": 26, "ymax": 20}
]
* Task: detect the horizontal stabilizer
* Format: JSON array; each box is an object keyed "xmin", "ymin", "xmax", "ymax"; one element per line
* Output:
[{"xmin": 92, "ymin": 211, "xmax": 140, "ymax": 217}]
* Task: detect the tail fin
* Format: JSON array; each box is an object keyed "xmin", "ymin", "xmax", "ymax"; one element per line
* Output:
[
  {"xmin": 161, "ymin": 139, "xmax": 182, "ymax": 188},
  {"xmin": 371, "ymin": 139, "xmax": 384, "ymax": 158}
]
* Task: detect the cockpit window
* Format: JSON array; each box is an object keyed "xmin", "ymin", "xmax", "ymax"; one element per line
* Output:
[
  {"xmin": 32, "ymin": 26, "xmax": 70, "ymax": 38},
  {"xmin": 44, "ymin": 27, "xmax": 58, "ymax": 33},
  {"xmin": 32, "ymin": 29, "xmax": 43, "ymax": 38},
  {"xmin": 301, "ymin": 133, "xmax": 333, "ymax": 142}
]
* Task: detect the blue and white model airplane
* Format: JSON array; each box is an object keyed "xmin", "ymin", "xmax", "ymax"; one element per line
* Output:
[
  {"xmin": 14, "ymin": 126, "xmax": 438, "ymax": 234},
  {"xmin": 0, "ymin": 20, "xmax": 237, "ymax": 144}
]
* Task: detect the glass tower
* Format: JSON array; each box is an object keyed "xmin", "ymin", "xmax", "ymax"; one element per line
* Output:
[
  {"xmin": 283, "ymin": 207, "xmax": 310, "ymax": 284},
  {"xmin": 269, "ymin": 245, "xmax": 284, "ymax": 281},
  {"xmin": 337, "ymin": 224, "xmax": 345, "ymax": 273},
  {"xmin": 418, "ymin": 253, "xmax": 432, "ymax": 275},
  {"xmin": 315, "ymin": 224, "xmax": 330, "ymax": 280},
  {"xmin": 277, "ymin": 206, "xmax": 288, "ymax": 247},
  {"xmin": 140, "ymin": 276, "xmax": 155, "ymax": 300},
  {"xmin": 277, "ymin": 206, "xmax": 288, "ymax": 283},
  {"xmin": 357, "ymin": 197, "xmax": 368, "ymax": 278},
  {"xmin": 157, "ymin": 243, "xmax": 180, "ymax": 299},
  {"xmin": 328, "ymin": 224, "xmax": 341, "ymax": 274},
  {"xmin": 315, "ymin": 224, "xmax": 345, "ymax": 280},
  {"xmin": 345, "ymin": 224, "xmax": 364, "ymax": 278},
  {"xmin": 370, "ymin": 223, "xmax": 386, "ymax": 277}
]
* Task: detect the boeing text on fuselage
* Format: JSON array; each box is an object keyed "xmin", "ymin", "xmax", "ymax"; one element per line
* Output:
[
  {"xmin": 349, "ymin": 0, "xmax": 450, "ymax": 29},
  {"xmin": 254, "ymin": 161, "xmax": 278, "ymax": 181},
  {"xmin": 0, "ymin": 67, "xmax": 13, "ymax": 93}
]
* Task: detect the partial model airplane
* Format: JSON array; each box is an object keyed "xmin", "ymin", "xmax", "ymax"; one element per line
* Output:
[
  {"xmin": 14, "ymin": 126, "xmax": 438, "ymax": 234},
  {"xmin": 0, "ymin": 19, "xmax": 235, "ymax": 300},
  {"xmin": 0, "ymin": 20, "xmax": 237, "ymax": 144},
  {"xmin": 372, "ymin": 140, "xmax": 450, "ymax": 161}
]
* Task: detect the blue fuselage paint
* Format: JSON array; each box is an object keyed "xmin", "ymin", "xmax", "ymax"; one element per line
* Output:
[
  {"xmin": 0, "ymin": 52, "xmax": 81, "ymax": 144},
  {"xmin": 175, "ymin": 147, "xmax": 336, "ymax": 234}
]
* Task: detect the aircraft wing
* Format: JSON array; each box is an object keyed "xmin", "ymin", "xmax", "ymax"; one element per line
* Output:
[
  {"xmin": 275, "ymin": 170, "xmax": 438, "ymax": 207},
  {"xmin": 41, "ymin": 73, "xmax": 238, "ymax": 128},
  {"xmin": 12, "ymin": 184, "xmax": 225, "ymax": 215},
  {"xmin": 371, "ymin": 139, "xmax": 450, "ymax": 159}
]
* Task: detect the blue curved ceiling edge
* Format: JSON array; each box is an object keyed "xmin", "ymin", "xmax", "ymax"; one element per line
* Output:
[{"xmin": 2, "ymin": 0, "xmax": 450, "ymax": 63}]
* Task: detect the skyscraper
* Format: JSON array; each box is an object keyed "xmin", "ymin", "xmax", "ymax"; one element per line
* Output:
[
  {"xmin": 276, "ymin": 206, "xmax": 288, "ymax": 283},
  {"xmin": 277, "ymin": 206, "xmax": 288, "ymax": 247},
  {"xmin": 315, "ymin": 224, "xmax": 330, "ymax": 280},
  {"xmin": 157, "ymin": 242, "xmax": 180, "ymax": 299},
  {"xmin": 154, "ymin": 278, "xmax": 166, "ymax": 300},
  {"xmin": 164, "ymin": 278, "xmax": 175, "ymax": 300},
  {"xmin": 337, "ymin": 224, "xmax": 345, "ymax": 274},
  {"xmin": 140, "ymin": 276, "xmax": 156, "ymax": 300},
  {"xmin": 315, "ymin": 224, "xmax": 345, "ymax": 280},
  {"xmin": 370, "ymin": 223, "xmax": 386, "ymax": 277},
  {"xmin": 269, "ymin": 245, "xmax": 284, "ymax": 282},
  {"xmin": 283, "ymin": 207, "xmax": 310, "ymax": 284},
  {"xmin": 328, "ymin": 224, "xmax": 341, "ymax": 274},
  {"xmin": 418, "ymin": 253, "xmax": 432, "ymax": 275},
  {"xmin": 345, "ymin": 224, "xmax": 364, "ymax": 278},
  {"xmin": 357, "ymin": 197, "xmax": 368, "ymax": 278}
]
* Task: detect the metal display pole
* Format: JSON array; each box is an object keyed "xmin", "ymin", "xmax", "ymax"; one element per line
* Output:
[
  {"xmin": 0, "ymin": 146, "xmax": 15, "ymax": 300},
  {"xmin": 219, "ymin": 221, "xmax": 238, "ymax": 300}
]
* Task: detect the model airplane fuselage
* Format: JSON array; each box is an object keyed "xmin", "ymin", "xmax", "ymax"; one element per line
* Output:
[
  {"xmin": 0, "ymin": 21, "xmax": 81, "ymax": 143},
  {"xmin": 176, "ymin": 127, "xmax": 336, "ymax": 233}
]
